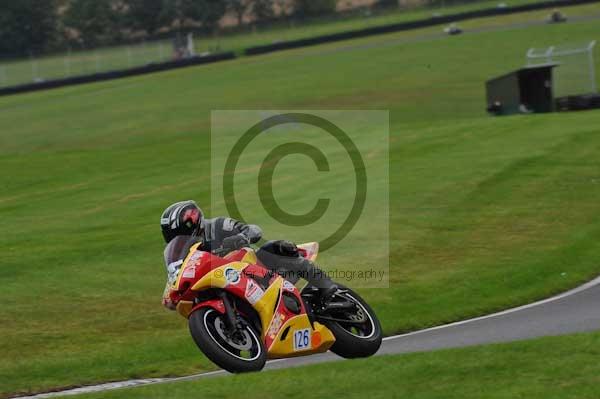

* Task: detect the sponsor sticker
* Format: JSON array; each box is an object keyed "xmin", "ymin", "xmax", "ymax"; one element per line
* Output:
[
  {"xmin": 245, "ymin": 280, "xmax": 265, "ymax": 305},
  {"xmin": 187, "ymin": 251, "xmax": 203, "ymax": 267},
  {"xmin": 182, "ymin": 266, "xmax": 196, "ymax": 279},
  {"xmin": 224, "ymin": 267, "xmax": 241, "ymax": 285},
  {"xmin": 282, "ymin": 280, "xmax": 296, "ymax": 292},
  {"xmin": 267, "ymin": 313, "xmax": 285, "ymax": 339}
]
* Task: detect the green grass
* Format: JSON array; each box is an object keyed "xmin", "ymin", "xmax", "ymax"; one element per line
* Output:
[
  {"xmin": 1, "ymin": 4, "xmax": 600, "ymax": 397},
  {"xmin": 61, "ymin": 332, "xmax": 600, "ymax": 399},
  {"xmin": 0, "ymin": 0, "xmax": 584, "ymax": 88}
]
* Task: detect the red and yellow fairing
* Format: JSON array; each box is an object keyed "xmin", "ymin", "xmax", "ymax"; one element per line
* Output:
[
  {"xmin": 260, "ymin": 278, "xmax": 335, "ymax": 358},
  {"xmin": 171, "ymin": 243, "xmax": 335, "ymax": 358}
]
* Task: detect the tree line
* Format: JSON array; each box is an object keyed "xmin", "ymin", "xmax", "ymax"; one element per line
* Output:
[{"xmin": 0, "ymin": 0, "xmax": 341, "ymax": 57}]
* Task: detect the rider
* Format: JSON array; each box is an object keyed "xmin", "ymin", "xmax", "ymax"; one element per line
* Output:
[{"xmin": 160, "ymin": 200, "xmax": 338, "ymax": 310}]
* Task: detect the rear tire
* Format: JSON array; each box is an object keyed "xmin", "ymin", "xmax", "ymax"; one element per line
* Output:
[
  {"xmin": 189, "ymin": 307, "xmax": 266, "ymax": 373},
  {"xmin": 326, "ymin": 288, "xmax": 383, "ymax": 358}
]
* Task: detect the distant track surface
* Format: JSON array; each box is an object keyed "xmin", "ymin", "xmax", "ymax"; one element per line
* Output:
[
  {"xmin": 16, "ymin": 275, "xmax": 600, "ymax": 399},
  {"xmin": 296, "ymin": 13, "xmax": 600, "ymax": 59}
]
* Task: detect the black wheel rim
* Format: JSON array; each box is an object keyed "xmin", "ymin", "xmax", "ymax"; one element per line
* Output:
[
  {"xmin": 203, "ymin": 309, "xmax": 262, "ymax": 361},
  {"xmin": 329, "ymin": 293, "xmax": 376, "ymax": 339}
]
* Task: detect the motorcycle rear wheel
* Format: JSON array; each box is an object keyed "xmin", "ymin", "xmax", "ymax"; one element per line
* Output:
[
  {"xmin": 325, "ymin": 288, "xmax": 383, "ymax": 358},
  {"xmin": 189, "ymin": 307, "xmax": 266, "ymax": 373}
]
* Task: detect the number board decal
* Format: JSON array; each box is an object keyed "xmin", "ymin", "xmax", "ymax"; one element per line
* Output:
[{"xmin": 293, "ymin": 328, "xmax": 311, "ymax": 351}]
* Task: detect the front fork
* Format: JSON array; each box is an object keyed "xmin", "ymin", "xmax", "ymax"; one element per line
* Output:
[{"xmin": 219, "ymin": 291, "xmax": 241, "ymax": 334}]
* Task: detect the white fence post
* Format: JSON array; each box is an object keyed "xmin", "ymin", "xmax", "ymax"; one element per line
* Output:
[
  {"xmin": 31, "ymin": 56, "xmax": 39, "ymax": 82},
  {"xmin": 142, "ymin": 42, "xmax": 149, "ymax": 64},
  {"xmin": 127, "ymin": 46, "xmax": 132, "ymax": 68},
  {"xmin": 64, "ymin": 49, "xmax": 72, "ymax": 78},
  {"xmin": 588, "ymin": 41, "xmax": 597, "ymax": 93}
]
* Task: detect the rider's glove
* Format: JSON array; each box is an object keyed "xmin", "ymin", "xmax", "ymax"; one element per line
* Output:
[{"xmin": 222, "ymin": 234, "xmax": 250, "ymax": 252}]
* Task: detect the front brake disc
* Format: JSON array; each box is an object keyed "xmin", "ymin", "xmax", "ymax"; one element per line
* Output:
[{"xmin": 214, "ymin": 317, "xmax": 253, "ymax": 351}]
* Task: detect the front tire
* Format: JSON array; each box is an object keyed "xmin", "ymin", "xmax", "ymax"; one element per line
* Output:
[
  {"xmin": 189, "ymin": 307, "xmax": 266, "ymax": 373},
  {"xmin": 326, "ymin": 288, "xmax": 383, "ymax": 358}
]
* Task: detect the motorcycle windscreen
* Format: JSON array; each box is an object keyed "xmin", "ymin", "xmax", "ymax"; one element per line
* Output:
[{"xmin": 164, "ymin": 235, "xmax": 202, "ymax": 266}]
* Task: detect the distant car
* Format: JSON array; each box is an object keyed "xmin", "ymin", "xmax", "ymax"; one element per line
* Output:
[
  {"xmin": 444, "ymin": 24, "xmax": 463, "ymax": 35},
  {"xmin": 547, "ymin": 10, "xmax": 567, "ymax": 24}
]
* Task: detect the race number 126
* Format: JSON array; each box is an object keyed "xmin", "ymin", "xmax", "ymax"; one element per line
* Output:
[{"xmin": 293, "ymin": 329, "xmax": 311, "ymax": 351}]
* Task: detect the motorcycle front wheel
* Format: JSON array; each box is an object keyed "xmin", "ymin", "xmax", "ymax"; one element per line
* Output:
[
  {"xmin": 325, "ymin": 287, "xmax": 383, "ymax": 358},
  {"xmin": 189, "ymin": 307, "xmax": 266, "ymax": 373}
]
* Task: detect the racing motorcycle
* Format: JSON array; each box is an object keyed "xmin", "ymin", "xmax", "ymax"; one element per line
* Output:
[{"xmin": 166, "ymin": 241, "xmax": 382, "ymax": 372}]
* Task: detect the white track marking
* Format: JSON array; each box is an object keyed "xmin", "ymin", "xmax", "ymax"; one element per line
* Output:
[{"xmin": 13, "ymin": 361, "xmax": 288, "ymax": 399}]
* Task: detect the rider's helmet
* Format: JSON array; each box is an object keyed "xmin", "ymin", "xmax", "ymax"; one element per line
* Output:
[{"xmin": 160, "ymin": 200, "xmax": 204, "ymax": 244}]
